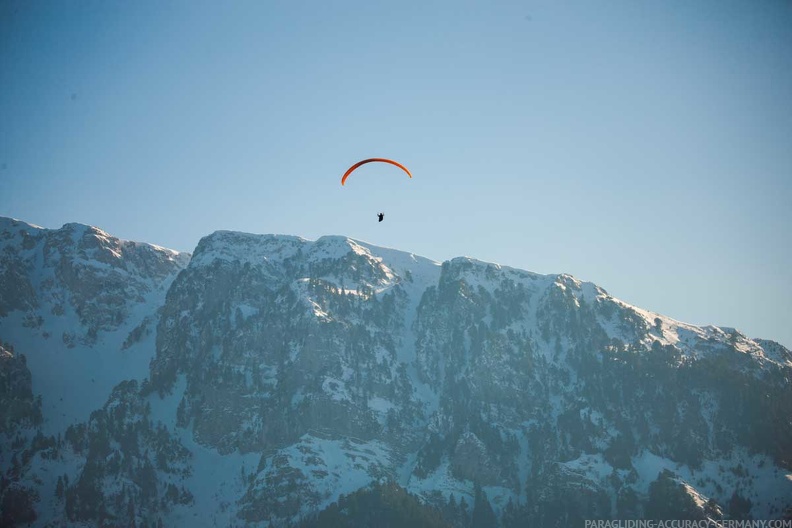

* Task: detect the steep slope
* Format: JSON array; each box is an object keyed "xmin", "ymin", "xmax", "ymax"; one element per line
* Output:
[
  {"xmin": 0, "ymin": 217, "xmax": 189, "ymax": 432},
  {"xmin": 1, "ymin": 219, "xmax": 790, "ymax": 526},
  {"xmin": 146, "ymin": 232, "xmax": 442, "ymax": 523}
]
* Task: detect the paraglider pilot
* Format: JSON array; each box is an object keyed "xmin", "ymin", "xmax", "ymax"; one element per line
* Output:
[{"xmin": 377, "ymin": 213, "xmax": 384, "ymax": 222}]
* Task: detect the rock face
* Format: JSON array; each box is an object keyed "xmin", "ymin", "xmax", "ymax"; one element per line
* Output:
[
  {"xmin": 0, "ymin": 341, "xmax": 41, "ymax": 434},
  {"xmin": 1, "ymin": 217, "xmax": 791, "ymax": 527},
  {"xmin": 0, "ymin": 341, "xmax": 42, "ymax": 527}
]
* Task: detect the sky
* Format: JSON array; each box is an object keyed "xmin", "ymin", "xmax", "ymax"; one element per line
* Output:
[{"xmin": 1, "ymin": 0, "xmax": 791, "ymax": 348}]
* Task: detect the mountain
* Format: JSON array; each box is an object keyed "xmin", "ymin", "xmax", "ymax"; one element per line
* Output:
[{"xmin": 1, "ymin": 216, "xmax": 790, "ymax": 527}]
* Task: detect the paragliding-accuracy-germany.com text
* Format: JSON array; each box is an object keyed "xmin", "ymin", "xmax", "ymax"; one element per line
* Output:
[{"xmin": 585, "ymin": 521, "xmax": 792, "ymax": 528}]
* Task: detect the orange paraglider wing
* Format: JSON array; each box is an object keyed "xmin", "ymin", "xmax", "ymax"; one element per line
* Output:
[{"xmin": 341, "ymin": 158, "xmax": 412, "ymax": 185}]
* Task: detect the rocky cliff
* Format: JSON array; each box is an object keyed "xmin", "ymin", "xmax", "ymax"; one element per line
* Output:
[{"xmin": 1, "ymin": 218, "xmax": 790, "ymax": 526}]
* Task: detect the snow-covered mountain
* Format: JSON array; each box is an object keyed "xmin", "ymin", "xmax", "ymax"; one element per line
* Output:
[
  {"xmin": 1, "ymin": 217, "xmax": 790, "ymax": 526},
  {"xmin": 0, "ymin": 218, "xmax": 189, "ymax": 433}
]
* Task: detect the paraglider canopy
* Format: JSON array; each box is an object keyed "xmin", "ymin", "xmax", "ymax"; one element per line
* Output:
[{"xmin": 341, "ymin": 158, "xmax": 412, "ymax": 185}]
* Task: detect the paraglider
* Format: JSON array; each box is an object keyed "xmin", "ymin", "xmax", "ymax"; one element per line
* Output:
[
  {"xmin": 342, "ymin": 158, "xmax": 410, "ymax": 223},
  {"xmin": 340, "ymin": 158, "xmax": 412, "ymax": 186}
]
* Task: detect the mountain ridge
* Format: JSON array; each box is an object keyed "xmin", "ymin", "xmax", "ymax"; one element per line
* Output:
[{"xmin": 1, "ymin": 216, "xmax": 791, "ymax": 526}]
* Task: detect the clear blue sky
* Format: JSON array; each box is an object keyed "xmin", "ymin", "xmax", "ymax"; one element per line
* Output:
[{"xmin": 2, "ymin": 1, "xmax": 791, "ymax": 347}]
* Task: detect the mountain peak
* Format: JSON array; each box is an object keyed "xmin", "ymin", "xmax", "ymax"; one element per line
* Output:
[
  {"xmin": 191, "ymin": 230, "xmax": 309, "ymax": 268},
  {"xmin": 0, "ymin": 216, "xmax": 44, "ymax": 232}
]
